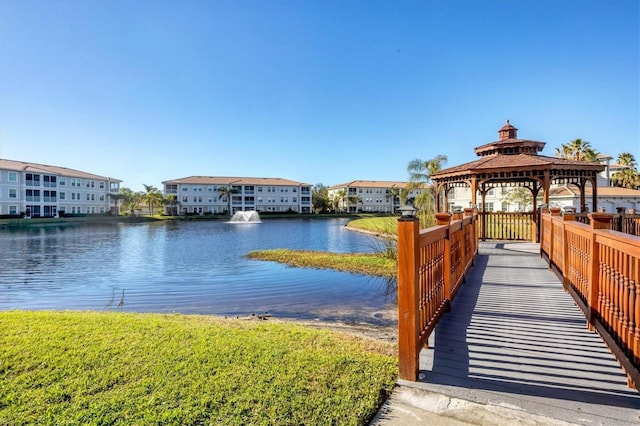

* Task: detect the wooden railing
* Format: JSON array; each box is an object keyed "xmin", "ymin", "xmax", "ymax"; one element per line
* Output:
[
  {"xmin": 397, "ymin": 208, "xmax": 478, "ymax": 381},
  {"xmin": 479, "ymin": 211, "xmax": 535, "ymax": 241},
  {"xmin": 540, "ymin": 207, "xmax": 640, "ymax": 389},
  {"xmin": 574, "ymin": 212, "xmax": 640, "ymax": 237}
]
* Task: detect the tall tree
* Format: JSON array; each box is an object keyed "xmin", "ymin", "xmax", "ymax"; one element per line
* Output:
[
  {"xmin": 142, "ymin": 184, "xmax": 162, "ymax": 216},
  {"xmin": 162, "ymin": 194, "xmax": 180, "ymax": 216},
  {"xmin": 332, "ymin": 189, "xmax": 347, "ymax": 213},
  {"xmin": 218, "ymin": 185, "xmax": 239, "ymax": 216},
  {"xmin": 120, "ymin": 187, "xmax": 142, "ymax": 216},
  {"xmin": 555, "ymin": 138, "xmax": 599, "ymax": 162},
  {"xmin": 407, "ymin": 155, "xmax": 448, "ymax": 226},
  {"xmin": 312, "ymin": 183, "xmax": 330, "ymax": 213},
  {"xmin": 611, "ymin": 152, "xmax": 640, "ymax": 189}
]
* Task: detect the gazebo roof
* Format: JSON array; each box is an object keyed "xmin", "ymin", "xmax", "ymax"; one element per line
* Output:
[
  {"xmin": 432, "ymin": 120, "xmax": 604, "ymax": 181},
  {"xmin": 431, "ymin": 121, "xmax": 605, "ymax": 214},
  {"xmin": 433, "ymin": 152, "xmax": 604, "ymax": 180}
]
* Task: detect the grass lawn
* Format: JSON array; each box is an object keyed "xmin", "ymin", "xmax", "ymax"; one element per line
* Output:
[{"xmin": 0, "ymin": 311, "xmax": 396, "ymax": 426}]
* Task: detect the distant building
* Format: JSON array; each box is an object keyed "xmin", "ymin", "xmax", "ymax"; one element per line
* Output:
[
  {"xmin": 327, "ymin": 180, "xmax": 426, "ymax": 213},
  {"xmin": 162, "ymin": 176, "xmax": 312, "ymax": 215},
  {"xmin": 548, "ymin": 185, "xmax": 640, "ymax": 213},
  {"xmin": 0, "ymin": 159, "xmax": 121, "ymax": 217},
  {"xmin": 445, "ymin": 184, "xmax": 640, "ymax": 213}
]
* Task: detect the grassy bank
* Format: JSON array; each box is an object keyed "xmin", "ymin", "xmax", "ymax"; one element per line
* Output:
[
  {"xmin": 345, "ymin": 217, "xmax": 398, "ymax": 236},
  {"xmin": 0, "ymin": 311, "xmax": 396, "ymax": 425},
  {"xmin": 247, "ymin": 249, "xmax": 397, "ymax": 278}
]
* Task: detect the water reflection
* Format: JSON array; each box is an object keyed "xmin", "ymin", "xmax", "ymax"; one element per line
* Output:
[{"xmin": 0, "ymin": 219, "xmax": 397, "ymax": 325}]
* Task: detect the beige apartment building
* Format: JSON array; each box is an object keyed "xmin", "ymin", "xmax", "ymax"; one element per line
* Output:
[
  {"xmin": 162, "ymin": 176, "xmax": 312, "ymax": 215},
  {"xmin": 327, "ymin": 180, "xmax": 426, "ymax": 214},
  {"xmin": 0, "ymin": 159, "xmax": 121, "ymax": 217}
]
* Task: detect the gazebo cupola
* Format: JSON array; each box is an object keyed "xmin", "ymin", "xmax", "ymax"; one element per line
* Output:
[{"xmin": 475, "ymin": 120, "xmax": 545, "ymax": 157}]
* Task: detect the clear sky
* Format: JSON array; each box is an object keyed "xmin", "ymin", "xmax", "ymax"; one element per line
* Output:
[{"xmin": 1, "ymin": 0, "xmax": 638, "ymax": 191}]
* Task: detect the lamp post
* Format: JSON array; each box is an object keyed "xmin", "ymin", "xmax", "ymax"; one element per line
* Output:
[{"xmin": 397, "ymin": 204, "xmax": 419, "ymax": 221}]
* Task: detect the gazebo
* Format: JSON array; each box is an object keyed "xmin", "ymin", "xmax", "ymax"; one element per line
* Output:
[{"xmin": 431, "ymin": 121, "xmax": 605, "ymax": 240}]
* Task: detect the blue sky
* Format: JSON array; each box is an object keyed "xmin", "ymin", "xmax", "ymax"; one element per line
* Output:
[{"xmin": 1, "ymin": 0, "xmax": 638, "ymax": 191}]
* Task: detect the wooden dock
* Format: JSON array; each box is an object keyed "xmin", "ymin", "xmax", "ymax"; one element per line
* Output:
[{"xmin": 403, "ymin": 242, "xmax": 640, "ymax": 425}]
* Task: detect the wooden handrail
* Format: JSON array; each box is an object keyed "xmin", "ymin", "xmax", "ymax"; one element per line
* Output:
[
  {"xmin": 397, "ymin": 211, "xmax": 479, "ymax": 381},
  {"xmin": 540, "ymin": 210, "xmax": 640, "ymax": 389}
]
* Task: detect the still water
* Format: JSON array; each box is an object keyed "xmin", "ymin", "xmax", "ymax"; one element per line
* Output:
[{"xmin": 0, "ymin": 218, "xmax": 397, "ymax": 325}]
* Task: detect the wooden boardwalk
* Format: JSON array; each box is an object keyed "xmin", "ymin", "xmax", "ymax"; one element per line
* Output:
[{"xmin": 404, "ymin": 242, "xmax": 640, "ymax": 425}]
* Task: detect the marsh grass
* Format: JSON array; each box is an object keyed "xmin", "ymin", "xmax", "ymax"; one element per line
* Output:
[
  {"xmin": 0, "ymin": 311, "xmax": 396, "ymax": 425},
  {"xmin": 247, "ymin": 250, "xmax": 396, "ymax": 278}
]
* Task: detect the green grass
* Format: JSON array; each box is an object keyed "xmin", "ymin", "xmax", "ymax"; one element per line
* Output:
[
  {"xmin": 0, "ymin": 311, "xmax": 397, "ymax": 426},
  {"xmin": 247, "ymin": 249, "xmax": 397, "ymax": 278},
  {"xmin": 345, "ymin": 217, "xmax": 398, "ymax": 236}
]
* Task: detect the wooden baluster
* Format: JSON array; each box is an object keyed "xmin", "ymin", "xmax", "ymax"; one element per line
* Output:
[
  {"xmin": 623, "ymin": 262, "xmax": 631, "ymax": 358},
  {"xmin": 633, "ymin": 257, "xmax": 640, "ymax": 365},
  {"xmin": 613, "ymin": 250, "xmax": 622, "ymax": 341},
  {"xmin": 436, "ymin": 213, "xmax": 452, "ymax": 306}
]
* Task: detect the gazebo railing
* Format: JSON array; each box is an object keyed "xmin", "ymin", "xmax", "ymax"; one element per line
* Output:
[
  {"xmin": 540, "ymin": 208, "xmax": 640, "ymax": 389},
  {"xmin": 574, "ymin": 212, "xmax": 640, "ymax": 237},
  {"xmin": 479, "ymin": 211, "xmax": 535, "ymax": 241},
  {"xmin": 397, "ymin": 208, "xmax": 478, "ymax": 381}
]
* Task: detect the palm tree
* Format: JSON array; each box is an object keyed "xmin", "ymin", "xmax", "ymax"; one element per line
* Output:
[
  {"xmin": 407, "ymin": 155, "xmax": 448, "ymax": 226},
  {"xmin": 142, "ymin": 184, "xmax": 163, "ymax": 216},
  {"xmin": 162, "ymin": 194, "xmax": 180, "ymax": 216},
  {"xmin": 611, "ymin": 152, "xmax": 640, "ymax": 189},
  {"xmin": 218, "ymin": 185, "xmax": 239, "ymax": 216},
  {"xmin": 120, "ymin": 187, "xmax": 143, "ymax": 216},
  {"xmin": 388, "ymin": 185, "xmax": 400, "ymax": 213},
  {"xmin": 329, "ymin": 189, "xmax": 345, "ymax": 213},
  {"xmin": 616, "ymin": 152, "xmax": 637, "ymax": 168},
  {"xmin": 555, "ymin": 138, "xmax": 599, "ymax": 162}
]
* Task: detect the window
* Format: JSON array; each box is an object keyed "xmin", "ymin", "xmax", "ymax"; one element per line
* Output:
[
  {"xmin": 99, "ymin": 195, "xmax": 104, "ymax": 201},
  {"xmin": 182, "ymin": 196, "xmax": 188, "ymax": 202},
  {"xmin": 9, "ymin": 206, "xmax": 17, "ymax": 215},
  {"xmin": 60, "ymin": 192, "xmax": 66, "ymax": 200},
  {"xmin": 86, "ymin": 194, "xmax": 90, "ymax": 201},
  {"xmin": 99, "ymin": 182, "xmax": 104, "ymax": 189},
  {"xmin": 8, "ymin": 189, "xmax": 16, "ymax": 199},
  {"xmin": 59, "ymin": 177, "xmax": 66, "ymax": 186},
  {"xmin": 8, "ymin": 172, "xmax": 17, "ymax": 182}
]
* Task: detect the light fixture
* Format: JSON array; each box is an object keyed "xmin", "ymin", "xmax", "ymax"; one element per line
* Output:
[{"xmin": 398, "ymin": 204, "xmax": 418, "ymax": 219}]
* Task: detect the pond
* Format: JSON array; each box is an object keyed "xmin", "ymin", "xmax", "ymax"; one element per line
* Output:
[{"xmin": 0, "ymin": 218, "xmax": 397, "ymax": 325}]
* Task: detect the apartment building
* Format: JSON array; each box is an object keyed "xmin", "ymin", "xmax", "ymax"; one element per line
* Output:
[
  {"xmin": 327, "ymin": 180, "xmax": 427, "ymax": 213},
  {"xmin": 162, "ymin": 176, "xmax": 312, "ymax": 215},
  {"xmin": 0, "ymin": 159, "xmax": 121, "ymax": 217}
]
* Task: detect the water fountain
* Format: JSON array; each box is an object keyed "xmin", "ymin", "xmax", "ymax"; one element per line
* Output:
[{"xmin": 229, "ymin": 210, "xmax": 261, "ymax": 223}]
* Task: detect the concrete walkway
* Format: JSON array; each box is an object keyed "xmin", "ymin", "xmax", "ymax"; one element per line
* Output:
[{"xmin": 371, "ymin": 242, "xmax": 640, "ymax": 426}]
